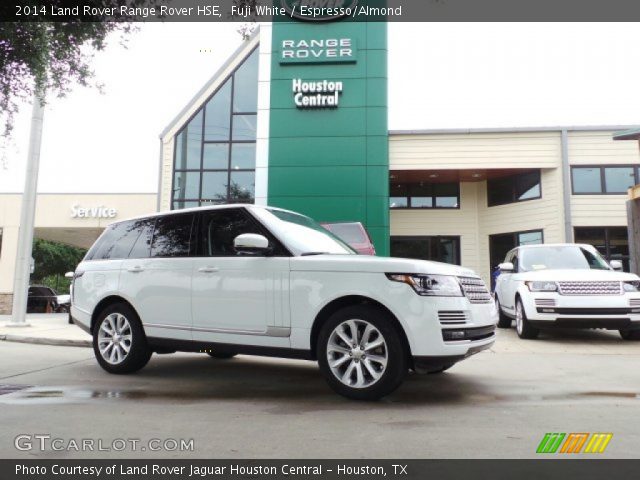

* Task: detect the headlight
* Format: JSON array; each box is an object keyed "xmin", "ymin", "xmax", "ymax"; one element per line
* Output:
[
  {"xmin": 386, "ymin": 274, "xmax": 463, "ymax": 297},
  {"xmin": 623, "ymin": 281, "xmax": 640, "ymax": 292},
  {"xmin": 526, "ymin": 281, "xmax": 558, "ymax": 292}
]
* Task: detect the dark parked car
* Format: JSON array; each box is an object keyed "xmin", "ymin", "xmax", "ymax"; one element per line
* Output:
[{"xmin": 27, "ymin": 285, "xmax": 59, "ymax": 313}]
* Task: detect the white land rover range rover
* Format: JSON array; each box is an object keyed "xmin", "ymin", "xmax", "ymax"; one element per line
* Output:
[
  {"xmin": 71, "ymin": 205, "xmax": 497, "ymax": 400},
  {"xmin": 494, "ymin": 243, "xmax": 640, "ymax": 340}
]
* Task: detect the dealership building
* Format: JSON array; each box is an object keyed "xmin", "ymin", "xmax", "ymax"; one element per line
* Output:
[{"xmin": 1, "ymin": 21, "xmax": 639, "ymax": 314}]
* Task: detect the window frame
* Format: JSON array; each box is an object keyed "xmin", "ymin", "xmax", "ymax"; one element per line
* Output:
[
  {"xmin": 389, "ymin": 235, "xmax": 462, "ymax": 265},
  {"xmin": 149, "ymin": 212, "xmax": 197, "ymax": 259},
  {"xmin": 195, "ymin": 207, "xmax": 291, "ymax": 258},
  {"xmin": 489, "ymin": 228, "xmax": 544, "ymax": 270},
  {"xmin": 389, "ymin": 182, "xmax": 461, "ymax": 210},
  {"xmin": 487, "ymin": 170, "xmax": 542, "ymax": 207},
  {"xmin": 570, "ymin": 164, "xmax": 640, "ymax": 195},
  {"xmin": 171, "ymin": 47, "xmax": 259, "ymax": 209},
  {"xmin": 573, "ymin": 226, "xmax": 630, "ymax": 270}
]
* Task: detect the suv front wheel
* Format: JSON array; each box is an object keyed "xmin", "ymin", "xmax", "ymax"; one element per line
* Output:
[
  {"xmin": 317, "ymin": 305, "xmax": 407, "ymax": 400},
  {"xmin": 515, "ymin": 298, "xmax": 539, "ymax": 339},
  {"xmin": 93, "ymin": 303, "xmax": 152, "ymax": 374}
]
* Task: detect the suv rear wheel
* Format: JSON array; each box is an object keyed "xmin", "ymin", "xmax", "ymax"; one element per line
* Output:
[
  {"xmin": 93, "ymin": 303, "xmax": 151, "ymax": 374},
  {"xmin": 317, "ymin": 305, "xmax": 407, "ymax": 400}
]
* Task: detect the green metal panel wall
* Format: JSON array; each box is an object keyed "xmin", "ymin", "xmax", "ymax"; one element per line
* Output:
[{"xmin": 267, "ymin": 21, "xmax": 390, "ymax": 255}]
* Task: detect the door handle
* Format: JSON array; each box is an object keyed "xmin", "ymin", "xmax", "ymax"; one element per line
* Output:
[
  {"xmin": 198, "ymin": 266, "xmax": 219, "ymax": 273},
  {"xmin": 127, "ymin": 266, "xmax": 144, "ymax": 273}
]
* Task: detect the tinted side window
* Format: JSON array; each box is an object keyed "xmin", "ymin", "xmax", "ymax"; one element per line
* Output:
[
  {"xmin": 128, "ymin": 219, "xmax": 155, "ymax": 259},
  {"xmin": 199, "ymin": 208, "xmax": 286, "ymax": 257},
  {"xmin": 85, "ymin": 223, "xmax": 126, "ymax": 260},
  {"xmin": 101, "ymin": 221, "xmax": 148, "ymax": 260},
  {"xmin": 150, "ymin": 214, "xmax": 195, "ymax": 258}
]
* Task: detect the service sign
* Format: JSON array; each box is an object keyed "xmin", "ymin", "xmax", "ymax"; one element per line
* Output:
[
  {"xmin": 71, "ymin": 205, "xmax": 117, "ymax": 219},
  {"xmin": 280, "ymin": 38, "xmax": 357, "ymax": 64}
]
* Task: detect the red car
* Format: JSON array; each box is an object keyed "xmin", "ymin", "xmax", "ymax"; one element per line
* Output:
[{"xmin": 320, "ymin": 222, "xmax": 376, "ymax": 255}]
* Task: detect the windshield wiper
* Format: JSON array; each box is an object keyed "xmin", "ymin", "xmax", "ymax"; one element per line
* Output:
[{"xmin": 301, "ymin": 252, "xmax": 330, "ymax": 256}]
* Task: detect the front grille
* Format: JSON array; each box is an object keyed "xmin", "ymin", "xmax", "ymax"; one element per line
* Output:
[
  {"xmin": 438, "ymin": 310, "xmax": 467, "ymax": 325},
  {"xmin": 458, "ymin": 276, "xmax": 492, "ymax": 304},
  {"xmin": 630, "ymin": 299, "xmax": 640, "ymax": 307},
  {"xmin": 535, "ymin": 298, "xmax": 557, "ymax": 307},
  {"xmin": 557, "ymin": 281, "xmax": 622, "ymax": 296}
]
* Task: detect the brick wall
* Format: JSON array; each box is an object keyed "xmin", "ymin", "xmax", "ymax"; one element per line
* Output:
[{"xmin": 0, "ymin": 293, "xmax": 12, "ymax": 315}]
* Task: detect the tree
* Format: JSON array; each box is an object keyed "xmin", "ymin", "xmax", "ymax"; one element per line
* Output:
[
  {"xmin": 0, "ymin": 1, "xmax": 159, "ymax": 138},
  {"xmin": 31, "ymin": 238, "xmax": 86, "ymax": 283}
]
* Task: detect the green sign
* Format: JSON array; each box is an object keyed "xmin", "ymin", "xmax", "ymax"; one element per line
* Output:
[
  {"xmin": 268, "ymin": 21, "xmax": 390, "ymax": 256},
  {"xmin": 279, "ymin": 38, "xmax": 357, "ymax": 64}
]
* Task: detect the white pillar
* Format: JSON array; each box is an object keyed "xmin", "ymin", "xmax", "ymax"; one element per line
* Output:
[{"xmin": 9, "ymin": 93, "xmax": 45, "ymax": 326}]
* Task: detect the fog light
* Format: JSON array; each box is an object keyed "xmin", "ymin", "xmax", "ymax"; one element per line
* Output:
[
  {"xmin": 542, "ymin": 308, "xmax": 555, "ymax": 313},
  {"xmin": 443, "ymin": 330, "xmax": 466, "ymax": 341}
]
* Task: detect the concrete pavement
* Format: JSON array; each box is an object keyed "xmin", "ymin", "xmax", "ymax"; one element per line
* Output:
[
  {"xmin": 0, "ymin": 328, "xmax": 638, "ymax": 459},
  {"xmin": 0, "ymin": 313, "xmax": 90, "ymax": 347}
]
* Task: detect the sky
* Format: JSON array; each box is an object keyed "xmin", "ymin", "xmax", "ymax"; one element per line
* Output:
[{"xmin": 1, "ymin": 22, "xmax": 640, "ymax": 194}]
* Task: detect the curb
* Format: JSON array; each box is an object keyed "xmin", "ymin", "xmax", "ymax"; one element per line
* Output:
[{"xmin": 0, "ymin": 334, "xmax": 91, "ymax": 348}]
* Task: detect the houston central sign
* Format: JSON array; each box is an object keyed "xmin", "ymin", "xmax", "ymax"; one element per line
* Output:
[{"xmin": 292, "ymin": 79, "xmax": 343, "ymax": 108}]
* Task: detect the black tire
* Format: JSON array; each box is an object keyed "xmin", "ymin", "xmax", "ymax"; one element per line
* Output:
[
  {"xmin": 206, "ymin": 351, "xmax": 238, "ymax": 359},
  {"xmin": 515, "ymin": 298, "xmax": 539, "ymax": 339},
  {"xmin": 495, "ymin": 296, "xmax": 512, "ymax": 329},
  {"xmin": 426, "ymin": 363, "xmax": 454, "ymax": 374},
  {"xmin": 92, "ymin": 302, "xmax": 152, "ymax": 374},
  {"xmin": 619, "ymin": 329, "xmax": 640, "ymax": 340},
  {"xmin": 317, "ymin": 305, "xmax": 408, "ymax": 401}
]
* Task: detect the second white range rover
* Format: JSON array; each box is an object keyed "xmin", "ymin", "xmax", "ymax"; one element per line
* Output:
[
  {"xmin": 494, "ymin": 243, "xmax": 640, "ymax": 340},
  {"xmin": 71, "ymin": 205, "xmax": 496, "ymax": 400}
]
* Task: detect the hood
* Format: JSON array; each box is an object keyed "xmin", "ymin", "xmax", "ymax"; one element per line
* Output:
[
  {"xmin": 290, "ymin": 255, "xmax": 478, "ymax": 276},
  {"xmin": 514, "ymin": 269, "xmax": 640, "ymax": 282}
]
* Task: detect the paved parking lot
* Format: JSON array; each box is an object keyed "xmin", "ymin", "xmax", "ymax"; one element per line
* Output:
[{"xmin": 1, "ymin": 327, "xmax": 638, "ymax": 459}]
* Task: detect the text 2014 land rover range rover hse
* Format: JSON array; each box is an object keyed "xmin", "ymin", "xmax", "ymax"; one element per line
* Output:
[{"xmin": 71, "ymin": 205, "xmax": 497, "ymax": 400}]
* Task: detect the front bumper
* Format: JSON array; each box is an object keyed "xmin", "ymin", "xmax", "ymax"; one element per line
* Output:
[
  {"xmin": 521, "ymin": 292, "xmax": 640, "ymax": 329},
  {"xmin": 413, "ymin": 342, "xmax": 493, "ymax": 373},
  {"xmin": 392, "ymin": 291, "xmax": 498, "ymax": 358}
]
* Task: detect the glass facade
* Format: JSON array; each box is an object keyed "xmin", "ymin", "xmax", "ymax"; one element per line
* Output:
[
  {"xmin": 572, "ymin": 165, "xmax": 639, "ymax": 194},
  {"xmin": 390, "ymin": 236, "xmax": 461, "ymax": 265},
  {"xmin": 172, "ymin": 47, "xmax": 258, "ymax": 209},
  {"xmin": 390, "ymin": 182, "xmax": 460, "ymax": 209},
  {"xmin": 574, "ymin": 226, "xmax": 630, "ymax": 271},
  {"xmin": 487, "ymin": 170, "xmax": 541, "ymax": 207}
]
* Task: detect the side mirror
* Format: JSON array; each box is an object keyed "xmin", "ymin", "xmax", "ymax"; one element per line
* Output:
[
  {"xmin": 610, "ymin": 260, "xmax": 623, "ymax": 271},
  {"xmin": 234, "ymin": 234, "xmax": 271, "ymax": 255},
  {"xmin": 64, "ymin": 271, "xmax": 74, "ymax": 279},
  {"xmin": 498, "ymin": 262, "xmax": 515, "ymax": 273}
]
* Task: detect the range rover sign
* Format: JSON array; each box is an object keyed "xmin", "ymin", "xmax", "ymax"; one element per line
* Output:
[{"xmin": 281, "ymin": 0, "xmax": 359, "ymax": 21}]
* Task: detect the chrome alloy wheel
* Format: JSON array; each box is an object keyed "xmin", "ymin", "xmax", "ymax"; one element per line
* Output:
[
  {"xmin": 326, "ymin": 319, "xmax": 388, "ymax": 389},
  {"xmin": 515, "ymin": 301, "xmax": 524, "ymax": 336},
  {"xmin": 98, "ymin": 313, "xmax": 133, "ymax": 365}
]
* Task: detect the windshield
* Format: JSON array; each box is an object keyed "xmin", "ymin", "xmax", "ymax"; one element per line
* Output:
[
  {"xmin": 520, "ymin": 246, "xmax": 611, "ymax": 272},
  {"xmin": 266, "ymin": 209, "xmax": 356, "ymax": 255}
]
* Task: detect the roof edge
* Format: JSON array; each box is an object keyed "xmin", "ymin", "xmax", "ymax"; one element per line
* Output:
[
  {"xmin": 613, "ymin": 128, "xmax": 640, "ymax": 141},
  {"xmin": 389, "ymin": 125, "xmax": 640, "ymax": 136},
  {"xmin": 159, "ymin": 26, "xmax": 261, "ymax": 139}
]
